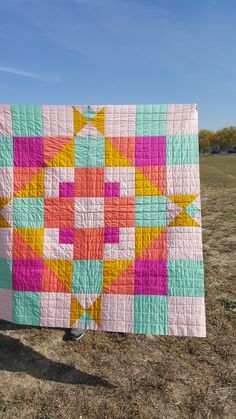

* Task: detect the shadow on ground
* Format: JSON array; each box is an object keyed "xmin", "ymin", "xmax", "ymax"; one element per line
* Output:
[
  {"xmin": 0, "ymin": 320, "xmax": 33, "ymax": 331},
  {"xmin": 0, "ymin": 330, "xmax": 114, "ymax": 388}
]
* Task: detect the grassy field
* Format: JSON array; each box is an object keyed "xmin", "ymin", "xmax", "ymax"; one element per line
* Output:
[{"xmin": 0, "ymin": 155, "xmax": 235, "ymax": 419}]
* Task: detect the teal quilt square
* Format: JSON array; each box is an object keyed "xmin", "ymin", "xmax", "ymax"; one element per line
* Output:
[
  {"xmin": 82, "ymin": 107, "xmax": 97, "ymax": 121},
  {"xmin": 79, "ymin": 311, "xmax": 93, "ymax": 328},
  {"xmin": 0, "ymin": 259, "xmax": 12, "ymax": 289},
  {"xmin": 168, "ymin": 260, "xmax": 204, "ymax": 296},
  {"xmin": 185, "ymin": 203, "xmax": 200, "ymax": 218},
  {"xmin": 0, "ymin": 137, "xmax": 13, "ymax": 166},
  {"xmin": 13, "ymin": 291, "xmax": 41, "ymax": 326},
  {"xmin": 136, "ymin": 105, "xmax": 167, "ymax": 136},
  {"xmin": 166, "ymin": 135, "xmax": 199, "ymax": 165},
  {"xmin": 134, "ymin": 295, "xmax": 168, "ymax": 334},
  {"xmin": 135, "ymin": 196, "xmax": 166, "ymax": 227},
  {"xmin": 74, "ymin": 136, "xmax": 104, "ymax": 167},
  {"xmin": 11, "ymin": 105, "xmax": 42, "ymax": 136},
  {"xmin": 72, "ymin": 260, "xmax": 103, "ymax": 294},
  {"xmin": 13, "ymin": 198, "xmax": 44, "ymax": 228}
]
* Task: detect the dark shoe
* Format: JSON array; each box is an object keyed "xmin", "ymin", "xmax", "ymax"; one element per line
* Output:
[{"xmin": 63, "ymin": 328, "xmax": 84, "ymax": 341}]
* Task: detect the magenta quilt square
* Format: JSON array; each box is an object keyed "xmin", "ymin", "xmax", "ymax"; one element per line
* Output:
[
  {"xmin": 135, "ymin": 136, "xmax": 166, "ymax": 166},
  {"xmin": 134, "ymin": 260, "xmax": 167, "ymax": 295},
  {"xmin": 12, "ymin": 259, "xmax": 43, "ymax": 291},
  {"xmin": 13, "ymin": 137, "xmax": 44, "ymax": 167},
  {"xmin": 59, "ymin": 228, "xmax": 74, "ymax": 244},
  {"xmin": 104, "ymin": 227, "xmax": 120, "ymax": 243},
  {"xmin": 59, "ymin": 182, "xmax": 75, "ymax": 197},
  {"xmin": 105, "ymin": 182, "xmax": 120, "ymax": 197}
]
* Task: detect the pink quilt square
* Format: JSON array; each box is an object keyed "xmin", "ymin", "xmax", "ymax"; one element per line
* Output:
[
  {"xmin": 102, "ymin": 295, "xmax": 134, "ymax": 333},
  {"xmin": 168, "ymin": 296, "xmax": 206, "ymax": 336},
  {"xmin": 40, "ymin": 292, "xmax": 71, "ymax": 327},
  {"xmin": 0, "ymin": 105, "xmax": 12, "ymax": 136}
]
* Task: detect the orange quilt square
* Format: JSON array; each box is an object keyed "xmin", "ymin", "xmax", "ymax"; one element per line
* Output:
[
  {"xmin": 75, "ymin": 168, "xmax": 104, "ymax": 197},
  {"xmin": 44, "ymin": 198, "xmax": 74, "ymax": 227},
  {"xmin": 74, "ymin": 228, "xmax": 104, "ymax": 259},
  {"xmin": 105, "ymin": 197, "xmax": 135, "ymax": 227}
]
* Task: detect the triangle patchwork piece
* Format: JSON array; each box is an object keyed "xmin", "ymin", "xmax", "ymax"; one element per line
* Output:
[
  {"xmin": 0, "ymin": 214, "xmax": 11, "ymax": 228},
  {"xmin": 87, "ymin": 295, "xmax": 102, "ymax": 327},
  {"xmin": 82, "ymin": 106, "xmax": 97, "ymax": 121},
  {"xmin": 135, "ymin": 227, "xmax": 165, "ymax": 259},
  {"xmin": 0, "ymin": 197, "xmax": 11, "ymax": 210},
  {"xmin": 13, "ymin": 229, "xmax": 41, "ymax": 259},
  {"xmin": 137, "ymin": 229, "xmax": 167, "ymax": 260},
  {"xmin": 77, "ymin": 122, "xmax": 102, "ymax": 138},
  {"xmin": 79, "ymin": 311, "xmax": 93, "ymax": 328},
  {"xmin": 14, "ymin": 168, "xmax": 42, "ymax": 195},
  {"xmin": 135, "ymin": 168, "xmax": 164, "ymax": 196},
  {"xmin": 136, "ymin": 166, "xmax": 166, "ymax": 195},
  {"xmin": 167, "ymin": 194, "xmax": 198, "ymax": 209},
  {"xmin": 103, "ymin": 260, "xmax": 133, "ymax": 292},
  {"xmin": 70, "ymin": 295, "xmax": 85, "ymax": 327},
  {"xmin": 90, "ymin": 107, "xmax": 105, "ymax": 136},
  {"xmin": 73, "ymin": 107, "xmax": 88, "ymax": 135},
  {"xmin": 166, "ymin": 197, "xmax": 182, "ymax": 225},
  {"xmin": 73, "ymin": 106, "xmax": 105, "ymax": 136},
  {"xmin": 74, "ymin": 293, "xmax": 100, "ymax": 309},
  {"xmin": 44, "ymin": 137, "xmax": 74, "ymax": 167},
  {"xmin": 45, "ymin": 260, "xmax": 73, "ymax": 292},
  {"xmin": 168, "ymin": 210, "xmax": 200, "ymax": 227},
  {"xmin": 105, "ymin": 139, "xmax": 133, "ymax": 167},
  {"xmin": 14, "ymin": 168, "xmax": 44, "ymax": 198},
  {"xmin": 0, "ymin": 198, "xmax": 12, "ymax": 227},
  {"xmin": 14, "ymin": 228, "xmax": 44, "ymax": 257},
  {"xmin": 185, "ymin": 203, "xmax": 200, "ymax": 219},
  {"xmin": 42, "ymin": 262, "xmax": 70, "ymax": 293},
  {"xmin": 105, "ymin": 261, "xmax": 135, "ymax": 294},
  {"xmin": 106, "ymin": 137, "xmax": 135, "ymax": 165}
]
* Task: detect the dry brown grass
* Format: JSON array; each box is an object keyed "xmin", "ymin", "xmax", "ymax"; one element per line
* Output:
[{"xmin": 0, "ymin": 155, "xmax": 235, "ymax": 419}]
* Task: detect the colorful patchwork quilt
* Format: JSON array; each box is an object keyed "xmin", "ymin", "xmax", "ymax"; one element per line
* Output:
[{"xmin": 0, "ymin": 104, "xmax": 206, "ymax": 336}]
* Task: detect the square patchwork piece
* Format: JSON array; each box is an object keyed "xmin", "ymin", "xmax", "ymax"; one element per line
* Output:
[{"xmin": 0, "ymin": 104, "xmax": 205, "ymax": 336}]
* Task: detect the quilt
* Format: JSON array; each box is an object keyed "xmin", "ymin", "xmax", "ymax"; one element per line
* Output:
[{"xmin": 0, "ymin": 104, "xmax": 206, "ymax": 336}]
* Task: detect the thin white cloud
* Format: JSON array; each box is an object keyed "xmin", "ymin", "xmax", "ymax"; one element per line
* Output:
[{"xmin": 0, "ymin": 66, "xmax": 60, "ymax": 82}]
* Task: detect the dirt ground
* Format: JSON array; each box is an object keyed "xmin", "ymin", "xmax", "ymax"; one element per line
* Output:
[{"xmin": 0, "ymin": 155, "xmax": 235, "ymax": 419}]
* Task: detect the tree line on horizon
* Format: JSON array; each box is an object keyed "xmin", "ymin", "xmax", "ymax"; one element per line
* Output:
[{"xmin": 199, "ymin": 126, "xmax": 236, "ymax": 153}]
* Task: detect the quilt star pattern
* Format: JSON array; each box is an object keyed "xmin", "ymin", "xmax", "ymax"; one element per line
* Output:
[{"xmin": 0, "ymin": 104, "xmax": 206, "ymax": 336}]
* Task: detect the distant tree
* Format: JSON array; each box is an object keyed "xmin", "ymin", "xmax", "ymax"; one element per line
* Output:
[
  {"xmin": 199, "ymin": 129, "xmax": 215, "ymax": 152},
  {"xmin": 213, "ymin": 127, "xmax": 236, "ymax": 150},
  {"xmin": 199, "ymin": 126, "xmax": 236, "ymax": 152}
]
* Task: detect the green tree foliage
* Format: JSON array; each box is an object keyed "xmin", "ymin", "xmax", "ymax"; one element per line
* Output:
[
  {"xmin": 199, "ymin": 130, "xmax": 215, "ymax": 152},
  {"xmin": 199, "ymin": 126, "xmax": 236, "ymax": 152}
]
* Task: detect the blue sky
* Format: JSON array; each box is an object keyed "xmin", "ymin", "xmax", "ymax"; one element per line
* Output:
[{"xmin": 0, "ymin": 0, "xmax": 235, "ymax": 130}]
